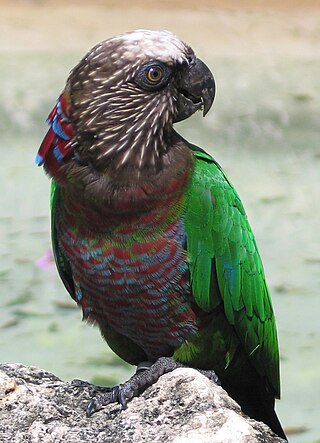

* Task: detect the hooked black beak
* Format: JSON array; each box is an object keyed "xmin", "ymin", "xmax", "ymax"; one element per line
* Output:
[{"xmin": 174, "ymin": 58, "xmax": 215, "ymax": 123}]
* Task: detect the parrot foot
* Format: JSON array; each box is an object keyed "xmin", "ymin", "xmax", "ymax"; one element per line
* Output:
[{"xmin": 86, "ymin": 356, "xmax": 220, "ymax": 417}]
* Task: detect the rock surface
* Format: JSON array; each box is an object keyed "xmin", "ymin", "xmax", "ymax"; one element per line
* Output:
[{"xmin": 0, "ymin": 364, "xmax": 285, "ymax": 443}]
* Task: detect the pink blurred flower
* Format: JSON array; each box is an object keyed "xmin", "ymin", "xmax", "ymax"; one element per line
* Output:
[{"xmin": 36, "ymin": 248, "xmax": 55, "ymax": 269}]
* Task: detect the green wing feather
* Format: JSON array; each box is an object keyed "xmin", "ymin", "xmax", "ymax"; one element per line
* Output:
[
  {"xmin": 185, "ymin": 146, "xmax": 280, "ymax": 397},
  {"xmin": 50, "ymin": 180, "xmax": 75, "ymax": 300}
]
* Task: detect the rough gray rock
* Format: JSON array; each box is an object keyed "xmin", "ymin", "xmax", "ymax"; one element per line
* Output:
[{"xmin": 0, "ymin": 363, "xmax": 285, "ymax": 443}]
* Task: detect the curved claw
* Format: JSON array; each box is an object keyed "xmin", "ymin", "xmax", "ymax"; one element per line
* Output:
[
  {"xmin": 86, "ymin": 397, "xmax": 102, "ymax": 417},
  {"xmin": 86, "ymin": 385, "xmax": 129, "ymax": 417},
  {"xmin": 111, "ymin": 385, "xmax": 128, "ymax": 410}
]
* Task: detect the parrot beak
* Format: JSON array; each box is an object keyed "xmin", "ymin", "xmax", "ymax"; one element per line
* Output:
[{"xmin": 174, "ymin": 58, "xmax": 215, "ymax": 123}]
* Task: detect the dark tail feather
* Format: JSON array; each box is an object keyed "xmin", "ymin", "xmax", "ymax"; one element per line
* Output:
[
  {"xmin": 242, "ymin": 396, "xmax": 287, "ymax": 441},
  {"xmin": 222, "ymin": 376, "xmax": 287, "ymax": 440}
]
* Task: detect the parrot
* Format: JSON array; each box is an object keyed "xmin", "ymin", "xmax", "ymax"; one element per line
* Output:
[{"xmin": 36, "ymin": 29, "xmax": 286, "ymax": 440}]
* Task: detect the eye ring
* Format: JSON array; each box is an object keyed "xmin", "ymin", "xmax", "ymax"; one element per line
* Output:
[
  {"xmin": 135, "ymin": 62, "xmax": 171, "ymax": 91},
  {"xmin": 146, "ymin": 66, "xmax": 163, "ymax": 84}
]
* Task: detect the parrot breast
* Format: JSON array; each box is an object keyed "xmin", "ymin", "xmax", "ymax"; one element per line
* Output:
[
  {"xmin": 58, "ymin": 215, "xmax": 198, "ymax": 359},
  {"xmin": 55, "ymin": 160, "xmax": 200, "ymax": 361}
]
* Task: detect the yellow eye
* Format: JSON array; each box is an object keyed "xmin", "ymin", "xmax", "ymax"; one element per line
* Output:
[
  {"xmin": 136, "ymin": 63, "xmax": 170, "ymax": 90},
  {"xmin": 146, "ymin": 66, "xmax": 163, "ymax": 83}
]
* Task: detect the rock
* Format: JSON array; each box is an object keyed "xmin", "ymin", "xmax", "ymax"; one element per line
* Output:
[{"xmin": 0, "ymin": 364, "xmax": 285, "ymax": 443}]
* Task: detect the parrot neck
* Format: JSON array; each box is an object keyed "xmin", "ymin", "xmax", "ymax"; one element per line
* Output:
[{"xmin": 57, "ymin": 138, "xmax": 194, "ymax": 233}]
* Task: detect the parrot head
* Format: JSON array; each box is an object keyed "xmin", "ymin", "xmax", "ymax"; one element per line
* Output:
[{"xmin": 37, "ymin": 30, "xmax": 215, "ymax": 181}]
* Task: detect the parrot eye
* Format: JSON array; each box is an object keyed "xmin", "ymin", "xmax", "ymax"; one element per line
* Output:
[
  {"xmin": 146, "ymin": 66, "xmax": 163, "ymax": 84},
  {"xmin": 135, "ymin": 62, "xmax": 171, "ymax": 91}
]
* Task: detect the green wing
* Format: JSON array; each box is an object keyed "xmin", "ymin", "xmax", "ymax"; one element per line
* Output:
[
  {"xmin": 185, "ymin": 146, "xmax": 280, "ymax": 397},
  {"xmin": 50, "ymin": 180, "xmax": 75, "ymax": 300}
]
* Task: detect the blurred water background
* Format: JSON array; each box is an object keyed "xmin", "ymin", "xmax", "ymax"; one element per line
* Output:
[{"xmin": 0, "ymin": 1, "xmax": 319, "ymax": 441}]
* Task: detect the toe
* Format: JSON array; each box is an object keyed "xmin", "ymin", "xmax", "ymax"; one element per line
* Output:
[{"xmin": 86, "ymin": 397, "xmax": 102, "ymax": 417}]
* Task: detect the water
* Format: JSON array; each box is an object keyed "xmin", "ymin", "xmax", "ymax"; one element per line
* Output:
[{"xmin": 0, "ymin": 46, "xmax": 319, "ymax": 443}]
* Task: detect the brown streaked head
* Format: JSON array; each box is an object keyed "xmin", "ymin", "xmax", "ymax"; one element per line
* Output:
[{"xmin": 66, "ymin": 29, "xmax": 215, "ymax": 173}]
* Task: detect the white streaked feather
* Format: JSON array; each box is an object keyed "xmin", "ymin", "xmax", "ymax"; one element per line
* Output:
[{"xmin": 70, "ymin": 29, "xmax": 187, "ymax": 169}]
